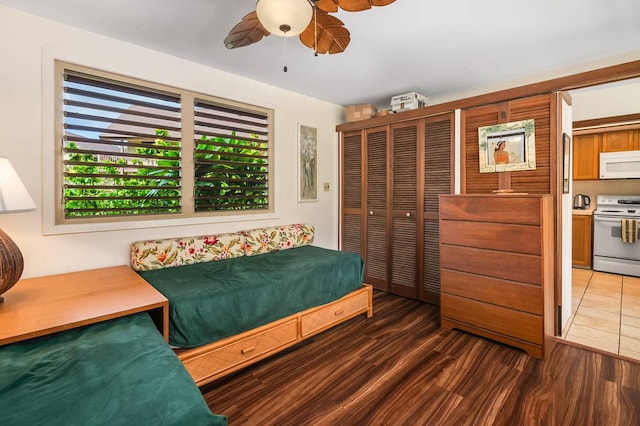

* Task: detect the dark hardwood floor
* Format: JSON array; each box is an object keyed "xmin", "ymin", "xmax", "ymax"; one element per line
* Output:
[{"xmin": 201, "ymin": 291, "xmax": 640, "ymax": 425}]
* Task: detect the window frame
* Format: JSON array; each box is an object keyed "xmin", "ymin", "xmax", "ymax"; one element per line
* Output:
[{"xmin": 53, "ymin": 61, "xmax": 275, "ymax": 229}]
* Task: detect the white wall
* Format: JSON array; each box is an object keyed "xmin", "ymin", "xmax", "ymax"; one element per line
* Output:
[
  {"xmin": 0, "ymin": 6, "xmax": 343, "ymax": 278},
  {"xmin": 571, "ymin": 78, "xmax": 640, "ymax": 121}
]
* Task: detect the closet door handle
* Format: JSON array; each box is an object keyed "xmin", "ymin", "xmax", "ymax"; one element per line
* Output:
[
  {"xmin": 406, "ymin": 212, "xmax": 411, "ymax": 217},
  {"xmin": 369, "ymin": 210, "xmax": 374, "ymax": 215}
]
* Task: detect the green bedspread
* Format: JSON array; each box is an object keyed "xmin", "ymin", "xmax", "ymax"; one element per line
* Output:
[
  {"xmin": 138, "ymin": 245, "xmax": 365, "ymax": 348},
  {"xmin": 0, "ymin": 313, "xmax": 226, "ymax": 426}
]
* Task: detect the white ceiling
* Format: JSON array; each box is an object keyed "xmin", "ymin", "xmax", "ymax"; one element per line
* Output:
[{"xmin": 1, "ymin": 0, "xmax": 640, "ymax": 108}]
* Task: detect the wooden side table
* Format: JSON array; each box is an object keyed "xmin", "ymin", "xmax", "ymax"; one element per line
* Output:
[{"xmin": 0, "ymin": 265, "xmax": 168, "ymax": 346}]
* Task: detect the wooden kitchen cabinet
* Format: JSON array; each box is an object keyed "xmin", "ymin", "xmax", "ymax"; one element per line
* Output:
[
  {"xmin": 601, "ymin": 130, "xmax": 638, "ymax": 152},
  {"xmin": 439, "ymin": 194, "xmax": 554, "ymax": 359},
  {"xmin": 572, "ymin": 214, "xmax": 593, "ymax": 268},
  {"xmin": 573, "ymin": 134, "xmax": 600, "ymax": 180},
  {"xmin": 573, "ymin": 129, "xmax": 640, "ymax": 181}
]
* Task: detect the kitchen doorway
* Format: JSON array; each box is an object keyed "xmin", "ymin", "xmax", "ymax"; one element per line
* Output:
[{"xmin": 562, "ymin": 77, "xmax": 640, "ymax": 360}]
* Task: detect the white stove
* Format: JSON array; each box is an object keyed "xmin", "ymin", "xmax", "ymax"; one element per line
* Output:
[
  {"xmin": 593, "ymin": 195, "xmax": 640, "ymax": 277},
  {"xmin": 595, "ymin": 194, "xmax": 640, "ymax": 217}
]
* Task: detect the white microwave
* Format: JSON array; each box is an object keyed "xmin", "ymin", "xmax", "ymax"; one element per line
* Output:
[{"xmin": 600, "ymin": 150, "xmax": 640, "ymax": 179}]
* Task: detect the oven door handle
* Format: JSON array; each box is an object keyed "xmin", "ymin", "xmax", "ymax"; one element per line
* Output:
[{"xmin": 594, "ymin": 215, "xmax": 636, "ymax": 223}]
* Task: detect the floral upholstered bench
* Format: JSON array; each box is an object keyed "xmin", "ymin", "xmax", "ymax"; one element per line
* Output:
[{"xmin": 130, "ymin": 224, "xmax": 373, "ymax": 386}]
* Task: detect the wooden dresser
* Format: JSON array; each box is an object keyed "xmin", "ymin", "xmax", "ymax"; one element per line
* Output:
[{"xmin": 438, "ymin": 194, "xmax": 554, "ymax": 359}]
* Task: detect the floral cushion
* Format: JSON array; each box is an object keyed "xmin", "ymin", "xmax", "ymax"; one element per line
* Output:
[
  {"xmin": 130, "ymin": 232, "xmax": 245, "ymax": 271},
  {"xmin": 242, "ymin": 224, "xmax": 314, "ymax": 256}
]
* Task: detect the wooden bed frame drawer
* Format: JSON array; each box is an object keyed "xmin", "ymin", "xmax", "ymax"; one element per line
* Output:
[
  {"xmin": 300, "ymin": 288, "xmax": 370, "ymax": 338},
  {"xmin": 180, "ymin": 318, "xmax": 298, "ymax": 385}
]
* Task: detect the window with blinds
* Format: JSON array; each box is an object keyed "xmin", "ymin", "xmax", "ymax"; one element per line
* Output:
[
  {"xmin": 62, "ymin": 71, "xmax": 182, "ymax": 218},
  {"xmin": 193, "ymin": 100, "xmax": 269, "ymax": 212},
  {"xmin": 56, "ymin": 62, "xmax": 273, "ymax": 224}
]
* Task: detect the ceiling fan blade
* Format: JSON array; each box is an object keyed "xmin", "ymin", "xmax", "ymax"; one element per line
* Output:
[
  {"xmin": 314, "ymin": 0, "xmax": 339, "ymax": 13},
  {"xmin": 300, "ymin": 10, "xmax": 351, "ymax": 54},
  {"xmin": 224, "ymin": 11, "xmax": 270, "ymax": 49},
  {"xmin": 370, "ymin": 0, "xmax": 396, "ymax": 7},
  {"xmin": 316, "ymin": 0, "xmax": 396, "ymax": 13}
]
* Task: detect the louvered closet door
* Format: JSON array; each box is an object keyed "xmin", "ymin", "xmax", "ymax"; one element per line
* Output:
[
  {"xmin": 390, "ymin": 123, "xmax": 418, "ymax": 299},
  {"xmin": 423, "ymin": 113, "xmax": 454, "ymax": 305},
  {"xmin": 341, "ymin": 131, "xmax": 363, "ymax": 255},
  {"xmin": 365, "ymin": 128, "xmax": 388, "ymax": 291}
]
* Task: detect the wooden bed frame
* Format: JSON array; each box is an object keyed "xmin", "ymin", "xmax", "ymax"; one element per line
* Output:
[{"xmin": 176, "ymin": 284, "xmax": 373, "ymax": 387}]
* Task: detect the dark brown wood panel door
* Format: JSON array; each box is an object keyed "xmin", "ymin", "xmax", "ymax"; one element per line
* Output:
[
  {"xmin": 365, "ymin": 128, "xmax": 388, "ymax": 291},
  {"xmin": 423, "ymin": 113, "xmax": 454, "ymax": 305}
]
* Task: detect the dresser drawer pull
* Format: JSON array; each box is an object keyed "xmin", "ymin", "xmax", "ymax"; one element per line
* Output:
[
  {"xmin": 241, "ymin": 346, "xmax": 256, "ymax": 354},
  {"xmin": 334, "ymin": 308, "xmax": 345, "ymax": 316}
]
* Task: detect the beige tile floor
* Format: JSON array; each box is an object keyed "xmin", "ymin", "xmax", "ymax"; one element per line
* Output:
[{"xmin": 563, "ymin": 268, "xmax": 640, "ymax": 360}]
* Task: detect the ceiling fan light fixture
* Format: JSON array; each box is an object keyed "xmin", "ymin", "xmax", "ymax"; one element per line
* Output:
[{"xmin": 256, "ymin": 0, "xmax": 313, "ymax": 37}]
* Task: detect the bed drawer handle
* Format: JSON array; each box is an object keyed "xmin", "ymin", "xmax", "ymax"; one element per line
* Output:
[
  {"xmin": 241, "ymin": 346, "xmax": 256, "ymax": 354},
  {"xmin": 334, "ymin": 308, "xmax": 345, "ymax": 316}
]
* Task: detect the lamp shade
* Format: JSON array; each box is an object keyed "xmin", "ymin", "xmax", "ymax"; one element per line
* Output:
[
  {"xmin": 256, "ymin": 0, "xmax": 313, "ymax": 37},
  {"xmin": 0, "ymin": 158, "xmax": 36, "ymax": 213}
]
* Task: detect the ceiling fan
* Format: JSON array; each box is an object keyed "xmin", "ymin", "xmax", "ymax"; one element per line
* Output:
[{"xmin": 224, "ymin": 0, "xmax": 396, "ymax": 55}]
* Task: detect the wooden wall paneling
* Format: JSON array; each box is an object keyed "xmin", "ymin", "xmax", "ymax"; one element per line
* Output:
[
  {"xmin": 365, "ymin": 127, "xmax": 389, "ymax": 291},
  {"xmin": 461, "ymin": 104, "xmax": 501, "ymax": 193},
  {"xmin": 461, "ymin": 94, "xmax": 555, "ymax": 195},
  {"xmin": 508, "ymin": 95, "xmax": 553, "ymax": 194}
]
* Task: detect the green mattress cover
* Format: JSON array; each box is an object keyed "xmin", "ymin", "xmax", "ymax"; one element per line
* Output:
[
  {"xmin": 0, "ymin": 313, "xmax": 227, "ymax": 426},
  {"xmin": 138, "ymin": 245, "xmax": 365, "ymax": 348}
]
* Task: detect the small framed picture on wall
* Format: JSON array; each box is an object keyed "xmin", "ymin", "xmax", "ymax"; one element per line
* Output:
[
  {"xmin": 298, "ymin": 123, "xmax": 318, "ymax": 202},
  {"xmin": 562, "ymin": 133, "xmax": 571, "ymax": 194}
]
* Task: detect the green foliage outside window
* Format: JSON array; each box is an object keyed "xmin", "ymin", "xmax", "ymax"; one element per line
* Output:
[
  {"xmin": 194, "ymin": 131, "xmax": 268, "ymax": 211},
  {"xmin": 64, "ymin": 129, "xmax": 268, "ymax": 217}
]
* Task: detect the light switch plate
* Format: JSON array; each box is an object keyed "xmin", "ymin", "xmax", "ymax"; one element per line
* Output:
[{"xmin": 323, "ymin": 182, "xmax": 330, "ymax": 191}]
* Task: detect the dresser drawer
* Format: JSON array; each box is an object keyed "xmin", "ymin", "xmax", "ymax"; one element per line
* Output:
[
  {"xmin": 441, "ymin": 269, "xmax": 543, "ymax": 315},
  {"xmin": 440, "ymin": 221, "xmax": 541, "ymax": 255},
  {"xmin": 300, "ymin": 290, "xmax": 369, "ymax": 338},
  {"xmin": 440, "ymin": 245, "xmax": 541, "ymax": 285},
  {"xmin": 441, "ymin": 293, "xmax": 543, "ymax": 345},
  {"xmin": 180, "ymin": 318, "xmax": 298, "ymax": 384}
]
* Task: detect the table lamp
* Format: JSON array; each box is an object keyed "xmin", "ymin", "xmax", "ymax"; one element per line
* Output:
[{"xmin": 0, "ymin": 157, "xmax": 36, "ymax": 302}]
